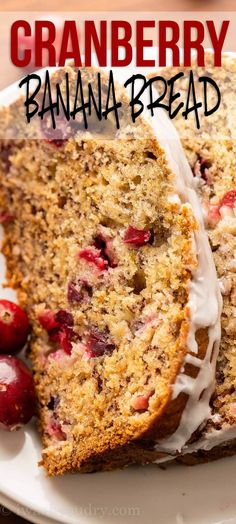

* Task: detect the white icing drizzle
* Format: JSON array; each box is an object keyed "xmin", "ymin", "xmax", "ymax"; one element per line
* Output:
[
  {"xmin": 181, "ymin": 425, "xmax": 236, "ymax": 454},
  {"xmin": 153, "ymin": 426, "xmax": 236, "ymax": 465},
  {"xmin": 134, "ymin": 89, "xmax": 222, "ymax": 454}
]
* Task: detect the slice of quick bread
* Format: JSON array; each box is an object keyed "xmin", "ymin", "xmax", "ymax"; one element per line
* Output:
[
  {"xmin": 150, "ymin": 52, "xmax": 236, "ymax": 463},
  {"xmin": 0, "ymin": 65, "xmax": 221, "ymax": 474}
]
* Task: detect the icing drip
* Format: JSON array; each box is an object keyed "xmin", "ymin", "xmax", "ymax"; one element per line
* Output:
[
  {"xmin": 136, "ymin": 90, "xmax": 222, "ymax": 454},
  {"xmin": 181, "ymin": 425, "xmax": 236, "ymax": 454},
  {"xmin": 154, "ymin": 425, "xmax": 236, "ymax": 464}
]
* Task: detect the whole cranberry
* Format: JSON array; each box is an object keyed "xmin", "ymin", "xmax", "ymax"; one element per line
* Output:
[
  {"xmin": 0, "ymin": 355, "xmax": 36, "ymax": 430},
  {"xmin": 0, "ymin": 300, "xmax": 30, "ymax": 355}
]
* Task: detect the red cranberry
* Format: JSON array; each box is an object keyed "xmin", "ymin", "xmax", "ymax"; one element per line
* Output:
[
  {"xmin": 207, "ymin": 204, "xmax": 221, "ymax": 225},
  {"xmin": 55, "ymin": 310, "xmax": 73, "ymax": 327},
  {"xmin": 41, "ymin": 111, "xmax": 83, "ymax": 148},
  {"xmin": 68, "ymin": 282, "xmax": 83, "ymax": 303},
  {"xmin": 220, "ymin": 190, "xmax": 236, "ymax": 208},
  {"xmin": 38, "ymin": 309, "xmax": 74, "ymax": 355},
  {"xmin": 38, "ymin": 310, "xmax": 59, "ymax": 332},
  {"xmin": 206, "ymin": 191, "xmax": 236, "ymax": 227},
  {"xmin": 123, "ymin": 226, "xmax": 151, "ymax": 246},
  {"xmin": 38, "ymin": 309, "xmax": 74, "ymax": 330},
  {"xmin": 131, "ymin": 393, "xmax": 152, "ymax": 411},
  {"xmin": 50, "ymin": 328, "xmax": 73, "ymax": 355},
  {"xmin": 78, "ymin": 248, "xmax": 108, "ymax": 271},
  {"xmin": 0, "ymin": 300, "xmax": 30, "ymax": 355},
  {"xmin": 67, "ymin": 281, "xmax": 92, "ymax": 304},
  {"xmin": 47, "ymin": 416, "xmax": 66, "ymax": 440},
  {"xmin": 41, "ymin": 114, "xmax": 69, "ymax": 148},
  {"xmin": 94, "ymin": 235, "xmax": 117, "ymax": 268},
  {"xmin": 0, "ymin": 355, "xmax": 36, "ymax": 430},
  {"xmin": 86, "ymin": 328, "xmax": 115, "ymax": 358},
  {"xmin": 0, "ymin": 212, "xmax": 15, "ymax": 224}
]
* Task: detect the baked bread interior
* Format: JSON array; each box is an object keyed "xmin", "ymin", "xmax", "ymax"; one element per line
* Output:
[{"xmin": 0, "ymin": 64, "xmax": 221, "ymax": 474}]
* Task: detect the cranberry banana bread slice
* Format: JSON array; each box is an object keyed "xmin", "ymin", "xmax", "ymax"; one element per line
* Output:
[
  {"xmin": 151, "ymin": 52, "xmax": 236, "ymax": 463},
  {"xmin": 0, "ymin": 65, "xmax": 221, "ymax": 474}
]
